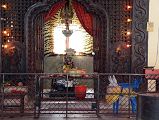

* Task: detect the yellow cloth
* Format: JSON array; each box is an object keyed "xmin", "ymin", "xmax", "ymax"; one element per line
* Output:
[
  {"xmin": 105, "ymin": 86, "xmax": 136, "ymax": 104},
  {"xmin": 105, "ymin": 86, "xmax": 121, "ymax": 104}
]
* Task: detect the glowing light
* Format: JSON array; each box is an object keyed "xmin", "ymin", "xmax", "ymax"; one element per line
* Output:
[
  {"xmin": 127, "ymin": 5, "xmax": 132, "ymax": 10},
  {"xmin": 127, "ymin": 18, "xmax": 132, "ymax": 22},
  {"xmin": 3, "ymin": 30, "xmax": 7, "ymax": 34},
  {"xmin": 116, "ymin": 47, "xmax": 121, "ymax": 52},
  {"xmin": 1, "ymin": 4, "xmax": 7, "ymax": 9},
  {"xmin": 53, "ymin": 24, "xmax": 86, "ymax": 54},
  {"xmin": 92, "ymin": 52, "xmax": 95, "ymax": 56},
  {"xmin": 2, "ymin": 29, "xmax": 11, "ymax": 36},
  {"xmin": 126, "ymin": 44, "xmax": 131, "ymax": 48},
  {"xmin": 126, "ymin": 31, "xmax": 131, "ymax": 36},
  {"xmin": 1, "ymin": 18, "xmax": 6, "ymax": 21},
  {"xmin": 4, "ymin": 44, "xmax": 8, "ymax": 49},
  {"xmin": 53, "ymin": 25, "xmax": 66, "ymax": 54}
]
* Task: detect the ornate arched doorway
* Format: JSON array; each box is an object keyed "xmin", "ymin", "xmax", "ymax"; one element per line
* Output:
[
  {"xmin": 24, "ymin": 0, "xmax": 149, "ymax": 74},
  {"xmin": 24, "ymin": 0, "xmax": 109, "ymax": 73}
]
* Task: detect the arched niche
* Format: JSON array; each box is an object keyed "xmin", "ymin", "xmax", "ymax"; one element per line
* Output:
[
  {"xmin": 24, "ymin": 0, "xmax": 110, "ymax": 73},
  {"xmin": 24, "ymin": 0, "xmax": 149, "ymax": 74}
]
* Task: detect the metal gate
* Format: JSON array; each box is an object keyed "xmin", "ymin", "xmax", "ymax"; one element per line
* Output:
[{"xmin": 0, "ymin": 73, "xmax": 159, "ymax": 118}]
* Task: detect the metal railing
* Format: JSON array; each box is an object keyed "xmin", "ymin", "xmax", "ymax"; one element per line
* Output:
[{"xmin": 0, "ymin": 73, "xmax": 159, "ymax": 118}]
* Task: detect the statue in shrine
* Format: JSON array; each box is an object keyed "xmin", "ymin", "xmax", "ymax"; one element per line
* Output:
[{"xmin": 63, "ymin": 53, "xmax": 74, "ymax": 72}]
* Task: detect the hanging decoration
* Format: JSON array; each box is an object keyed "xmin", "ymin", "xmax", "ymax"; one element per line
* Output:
[
  {"xmin": 60, "ymin": 0, "xmax": 74, "ymax": 49},
  {"xmin": 45, "ymin": 0, "xmax": 93, "ymax": 36},
  {"xmin": 44, "ymin": 0, "xmax": 93, "ymax": 55}
]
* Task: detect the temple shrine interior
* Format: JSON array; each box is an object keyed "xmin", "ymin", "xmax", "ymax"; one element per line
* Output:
[{"xmin": 0, "ymin": 0, "xmax": 159, "ymax": 120}]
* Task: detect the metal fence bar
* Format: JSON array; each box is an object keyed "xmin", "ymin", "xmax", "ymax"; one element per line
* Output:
[
  {"xmin": 34, "ymin": 74, "xmax": 38, "ymax": 118},
  {"xmin": 66, "ymin": 74, "xmax": 68, "ymax": 118},
  {"xmin": 37, "ymin": 75, "xmax": 41, "ymax": 118},
  {"xmin": 0, "ymin": 73, "xmax": 159, "ymax": 118},
  {"xmin": 1, "ymin": 74, "xmax": 5, "ymax": 116},
  {"xmin": 128, "ymin": 75, "xmax": 131, "ymax": 118},
  {"xmin": 95, "ymin": 75, "xmax": 100, "ymax": 116}
]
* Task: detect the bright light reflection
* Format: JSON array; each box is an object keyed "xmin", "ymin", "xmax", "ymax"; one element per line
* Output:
[{"xmin": 53, "ymin": 24, "xmax": 86, "ymax": 54}]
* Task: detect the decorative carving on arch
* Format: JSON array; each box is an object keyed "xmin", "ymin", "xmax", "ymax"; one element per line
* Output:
[
  {"xmin": 131, "ymin": 0, "xmax": 149, "ymax": 73},
  {"xmin": 24, "ymin": 0, "xmax": 149, "ymax": 74},
  {"xmin": 24, "ymin": 0, "xmax": 110, "ymax": 73},
  {"xmin": 24, "ymin": 2, "xmax": 50, "ymax": 73}
]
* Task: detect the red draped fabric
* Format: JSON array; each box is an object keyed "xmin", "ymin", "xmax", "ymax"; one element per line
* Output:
[
  {"xmin": 45, "ymin": 0, "xmax": 66, "ymax": 22},
  {"xmin": 72, "ymin": 1, "xmax": 93, "ymax": 36},
  {"xmin": 45, "ymin": 0, "xmax": 93, "ymax": 36}
]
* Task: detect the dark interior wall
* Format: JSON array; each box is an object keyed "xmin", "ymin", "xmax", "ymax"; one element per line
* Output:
[
  {"xmin": 92, "ymin": 0, "xmax": 149, "ymax": 73},
  {"xmin": 81, "ymin": 0, "xmax": 133, "ymax": 73},
  {"xmin": 0, "ymin": 0, "xmax": 37, "ymax": 43},
  {"xmin": 0, "ymin": 0, "xmax": 36, "ymax": 73},
  {"xmin": 131, "ymin": 0, "xmax": 149, "ymax": 73},
  {"xmin": 103, "ymin": 0, "xmax": 133, "ymax": 73}
]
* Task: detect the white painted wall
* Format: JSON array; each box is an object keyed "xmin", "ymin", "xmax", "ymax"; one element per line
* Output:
[{"xmin": 148, "ymin": 0, "xmax": 159, "ymax": 68}]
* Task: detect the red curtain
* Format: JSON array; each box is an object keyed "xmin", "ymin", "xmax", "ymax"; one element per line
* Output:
[
  {"xmin": 72, "ymin": 1, "xmax": 93, "ymax": 36},
  {"xmin": 45, "ymin": 0, "xmax": 93, "ymax": 36},
  {"xmin": 45, "ymin": 0, "xmax": 66, "ymax": 22}
]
